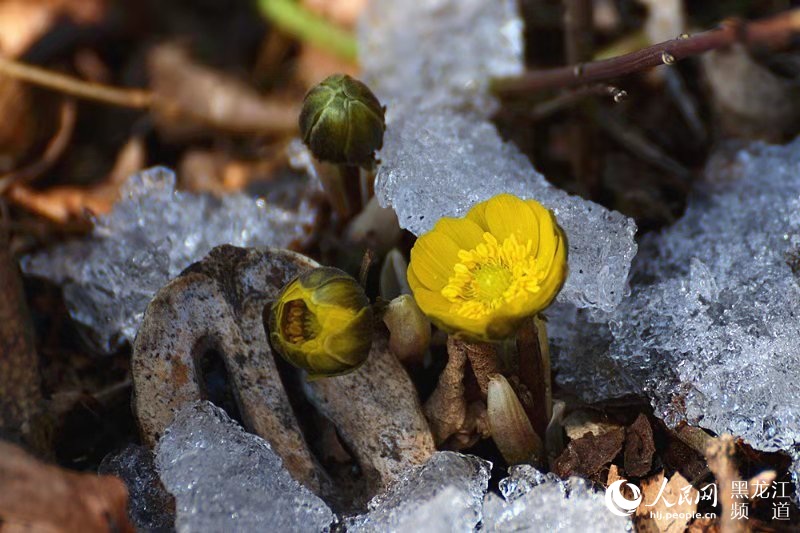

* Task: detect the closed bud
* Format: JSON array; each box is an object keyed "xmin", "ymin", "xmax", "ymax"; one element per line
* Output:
[
  {"xmin": 383, "ymin": 294, "xmax": 431, "ymax": 363},
  {"xmin": 487, "ymin": 374, "xmax": 544, "ymax": 465},
  {"xmin": 299, "ymin": 74, "xmax": 385, "ymax": 167},
  {"xmin": 266, "ymin": 267, "xmax": 373, "ymax": 379}
]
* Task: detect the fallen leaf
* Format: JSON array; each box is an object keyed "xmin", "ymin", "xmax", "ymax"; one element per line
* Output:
[
  {"xmin": 7, "ymin": 136, "xmax": 144, "ymax": 223},
  {"xmin": 553, "ymin": 426, "xmax": 625, "ymax": 478},
  {"xmin": 607, "ymin": 463, "xmax": 623, "ymax": 486},
  {"xmin": 147, "ymin": 43, "xmax": 299, "ymax": 140},
  {"xmin": 0, "ymin": 441, "xmax": 133, "ymax": 532},
  {"xmin": 625, "ymin": 413, "xmax": 656, "ymax": 477},
  {"xmin": 0, "ymin": 0, "xmax": 106, "ymax": 57}
]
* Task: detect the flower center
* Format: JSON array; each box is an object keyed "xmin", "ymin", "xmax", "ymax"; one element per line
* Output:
[
  {"xmin": 282, "ymin": 299, "xmax": 321, "ymax": 344},
  {"xmin": 473, "ymin": 264, "xmax": 513, "ymax": 301},
  {"xmin": 441, "ymin": 233, "xmax": 544, "ymax": 320}
]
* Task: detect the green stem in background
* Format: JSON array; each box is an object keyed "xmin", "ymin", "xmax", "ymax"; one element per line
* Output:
[{"xmin": 258, "ymin": 0, "xmax": 358, "ymax": 62}]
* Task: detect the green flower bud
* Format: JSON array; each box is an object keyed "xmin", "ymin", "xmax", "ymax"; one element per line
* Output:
[
  {"xmin": 266, "ymin": 266, "xmax": 373, "ymax": 379},
  {"xmin": 299, "ymin": 74, "xmax": 385, "ymax": 167}
]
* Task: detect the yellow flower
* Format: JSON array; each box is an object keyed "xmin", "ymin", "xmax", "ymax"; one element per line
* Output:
[
  {"xmin": 407, "ymin": 194, "xmax": 567, "ymax": 341},
  {"xmin": 266, "ymin": 267, "xmax": 373, "ymax": 379}
]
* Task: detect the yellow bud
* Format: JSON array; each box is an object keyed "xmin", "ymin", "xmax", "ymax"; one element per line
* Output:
[{"xmin": 266, "ymin": 267, "xmax": 373, "ymax": 379}]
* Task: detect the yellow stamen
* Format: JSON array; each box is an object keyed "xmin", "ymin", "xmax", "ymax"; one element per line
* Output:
[{"xmin": 441, "ymin": 233, "xmax": 546, "ymax": 320}]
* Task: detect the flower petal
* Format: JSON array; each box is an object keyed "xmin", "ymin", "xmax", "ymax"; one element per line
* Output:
[
  {"xmin": 409, "ymin": 231, "xmax": 460, "ymax": 290},
  {"xmin": 406, "ymin": 262, "xmax": 423, "ymax": 293},
  {"xmin": 536, "ymin": 231, "xmax": 568, "ymax": 306},
  {"xmin": 432, "ymin": 216, "xmax": 486, "ymax": 250},
  {"xmin": 484, "ymin": 194, "xmax": 539, "ymax": 244},
  {"xmin": 465, "ymin": 197, "xmax": 491, "ymax": 231},
  {"xmin": 533, "ymin": 210, "xmax": 561, "ymax": 273},
  {"xmin": 524, "ymin": 199, "xmax": 554, "ymax": 255},
  {"xmin": 413, "ymin": 287, "xmax": 487, "ymax": 336}
]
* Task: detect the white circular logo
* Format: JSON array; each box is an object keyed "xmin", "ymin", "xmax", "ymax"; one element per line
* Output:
[{"xmin": 604, "ymin": 480, "xmax": 642, "ymax": 516}]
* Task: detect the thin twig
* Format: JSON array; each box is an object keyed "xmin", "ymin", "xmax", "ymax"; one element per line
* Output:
[
  {"xmin": 492, "ymin": 8, "xmax": 800, "ymax": 96},
  {"xmin": 562, "ymin": 0, "xmax": 597, "ymax": 197},
  {"xmin": 0, "ymin": 55, "xmax": 152, "ymax": 108}
]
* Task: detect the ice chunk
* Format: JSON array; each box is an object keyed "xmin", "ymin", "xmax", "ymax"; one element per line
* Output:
[
  {"xmin": 21, "ymin": 167, "xmax": 316, "ymax": 353},
  {"xmin": 359, "ymin": 0, "xmax": 638, "ymax": 312},
  {"xmin": 549, "ymin": 140, "xmax": 800, "ymax": 503},
  {"xmin": 359, "ymin": 0, "xmax": 522, "ymax": 117},
  {"xmin": 546, "ymin": 304, "xmax": 639, "ymax": 403},
  {"xmin": 346, "ymin": 451, "xmax": 491, "ymax": 533},
  {"xmin": 155, "ymin": 401, "xmax": 334, "ymax": 533},
  {"xmin": 482, "ymin": 465, "xmax": 630, "ymax": 532},
  {"xmin": 99, "ymin": 445, "xmax": 174, "ymax": 532},
  {"xmin": 592, "ymin": 140, "xmax": 800, "ymax": 453}
]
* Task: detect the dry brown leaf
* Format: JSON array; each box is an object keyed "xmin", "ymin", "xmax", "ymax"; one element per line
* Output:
[
  {"xmin": 553, "ymin": 427, "xmax": 625, "ymax": 478},
  {"xmin": 636, "ymin": 471, "xmax": 698, "ymax": 533},
  {"xmin": 147, "ymin": 43, "xmax": 299, "ymax": 140},
  {"xmin": 178, "ymin": 150, "xmax": 283, "ymax": 195},
  {"xmin": 0, "ymin": 441, "xmax": 133, "ymax": 532},
  {"xmin": 7, "ymin": 136, "xmax": 145, "ymax": 223},
  {"xmin": 625, "ymin": 413, "xmax": 656, "ymax": 478},
  {"xmin": 0, "ymin": 0, "xmax": 106, "ymax": 57},
  {"xmin": 607, "ymin": 463, "xmax": 623, "ymax": 486}
]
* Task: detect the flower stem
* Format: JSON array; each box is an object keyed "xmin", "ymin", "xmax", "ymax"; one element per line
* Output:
[
  {"xmin": 258, "ymin": 0, "xmax": 358, "ymax": 62},
  {"xmin": 516, "ymin": 316, "xmax": 551, "ymax": 439}
]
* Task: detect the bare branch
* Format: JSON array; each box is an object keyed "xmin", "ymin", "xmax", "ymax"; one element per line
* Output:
[{"xmin": 492, "ymin": 9, "xmax": 800, "ymax": 96}]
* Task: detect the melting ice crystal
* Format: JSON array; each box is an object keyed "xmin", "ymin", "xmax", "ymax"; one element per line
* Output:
[
  {"xmin": 552, "ymin": 140, "xmax": 800, "ymax": 459},
  {"xmin": 155, "ymin": 401, "xmax": 334, "ymax": 533},
  {"xmin": 21, "ymin": 167, "xmax": 315, "ymax": 353},
  {"xmin": 482, "ymin": 465, "xmax": 630, "ymax": 532},
  {"xmin": 346, "ymin": 451, "xmax": 491, "ymax": 533}
]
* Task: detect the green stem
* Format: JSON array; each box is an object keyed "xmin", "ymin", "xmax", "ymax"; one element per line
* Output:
[{"xmin": 258, "ymin": 0, "xmax": 358, "ymax": 62}]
